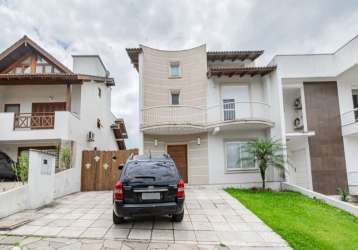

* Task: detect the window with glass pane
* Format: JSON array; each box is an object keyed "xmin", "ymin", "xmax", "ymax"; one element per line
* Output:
[
  {"xmin": 170, "ymin": 62, "xmax": 180, "ymax": 77},
  {"xmin": 5, "ymin": 104, "xmax": 20, "ymax": 114},
  {"xmin": 15, "ymin": 67, "xmax": 22, "ymax": 74},
  {"xmin": 23, "ymin": 66, "xmax": 31, "ymax": 74},
  {"xmin": 226, "ymin": 141, "xmax": 255, "ymax": 170},
  {"xmin": 353, "ymin": 89, "xmax": 358, "ymax": 120},
  {"xmin": 223, "ymin": 99, "xmax": 235, "ymax": 121},
  {"xmin": 171, "ymin": 92, "xmax": 180, "ymax": 105},
  {"xmin": 37, "ymin": 56, "xmax": 48, "ymax": 64},
  {"xmin": 44, "ymin": 65, "xmax": 52, "ymax": 73},
  {"xmin": 35, "ymin": 66, "xmax": 43, "ymax": 74}
]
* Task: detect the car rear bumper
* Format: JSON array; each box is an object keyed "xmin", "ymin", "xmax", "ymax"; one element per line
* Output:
[{"xmin": 113, "ymin": 199, "xmax": 184, "ymax": 217}]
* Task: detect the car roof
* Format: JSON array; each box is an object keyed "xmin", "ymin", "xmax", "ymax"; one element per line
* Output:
[{"xmin": 127, "ymin": 153, "xmax": 173, "ymax": 163}]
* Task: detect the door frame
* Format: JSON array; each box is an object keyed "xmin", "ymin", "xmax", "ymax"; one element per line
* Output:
[
  {"xmin": 166, "ymin": 143, "xmax": 189, "ymax": 183},
  {"xmin": 31, "ymin": 102, "xmax": 66, "ymax": 113}
]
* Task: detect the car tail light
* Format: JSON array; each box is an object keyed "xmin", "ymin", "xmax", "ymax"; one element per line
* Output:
[
  {"xmin": 177, "ymin": 179, "xmax": 185, "ymax": 199},
  {"xmin": 114, "ymin": 181, "xmax": 123, "ymax": 201}
]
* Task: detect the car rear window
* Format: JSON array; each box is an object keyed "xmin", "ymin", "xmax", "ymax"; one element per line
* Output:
[{"xmin": 124, "ymin": 160, "xmax": 178, "ymax": 182}]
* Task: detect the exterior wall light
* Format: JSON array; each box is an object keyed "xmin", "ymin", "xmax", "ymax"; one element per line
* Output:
[
  {"xmin": 154, "ymin": 139, "xmax": 158, "ymax": 146},
  {"xmin": 197, "ymin": 137, "xmax": 201, "ymax": 145}
]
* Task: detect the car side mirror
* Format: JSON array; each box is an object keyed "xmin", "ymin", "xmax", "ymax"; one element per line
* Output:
[{"xmin": 118, "ymin": 164, "xmax": 124, "ymax": 170}]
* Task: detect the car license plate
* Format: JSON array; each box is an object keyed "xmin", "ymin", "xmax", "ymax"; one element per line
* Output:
[{"xmin": 142, "ymin": 192, "xmax": 160, "ymax": 200}]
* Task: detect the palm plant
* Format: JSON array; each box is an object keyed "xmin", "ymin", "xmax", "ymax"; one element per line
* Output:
[{"xmin": 239, "ymin": 138, "xmax": 286, "ymax": 189}]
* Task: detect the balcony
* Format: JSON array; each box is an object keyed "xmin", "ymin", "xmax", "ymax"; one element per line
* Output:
[
  {"xmin": 0, "ymin": 111, "xmax": 80, "ymax": 141},
  {"xmin": 207, "ymin": 101, "xmax": 273, "ymax": 130},
  {"xmin": 14, "ymin": 112, "xmax": 55, "ymax": 129},
  {"xmin": 141, "ymin": 102, "xmax": 273, "ymax": 134},
  {"xmin": 341, "ymin": 108, "xmax": 358, "ymax": 136},
  {"xmin": 141, "ymin": 105, "xmax": 206, "ymax": 134}
]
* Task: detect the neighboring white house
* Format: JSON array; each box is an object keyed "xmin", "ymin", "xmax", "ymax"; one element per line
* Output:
[
  {"xmin": 127, "ymin": 36, "xmax": 358, "ymax": 195},
  {"xmin": 0, "ymin": 36, "xmax": 127, "ymax": 175}
]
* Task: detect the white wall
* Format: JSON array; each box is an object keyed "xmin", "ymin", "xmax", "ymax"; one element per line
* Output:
[
  {"xmin": 73, "ymin": 56, "xmax": 107, "ymax": 77},
  {"xmin": 28, "ymin": 150, "xmax": 56, "ymax": 208},
  {"xmin": 79, "ymin": 81, "xmax": 118, "ymax": 150},
  {"xmin": 0, "ymin": 111, "xmax": 80, "ymax": 142},
  {"xmin": 0, "ymin": 85, "xmax": 66, "ymax": 113},
  {"xmin": 207, "ymin": 75, "xmax": 268, "ymax": 123},
  {"xmin": 343, "ymin": 136, "xmax": 358, "ymax": 195},
  {"xmin": 0, "ymin": 185, "xmax": 29, "ymax": 218},
  {"xmin": 143, "ymin": 133, "xmax": 209, "ymax": 184},
  {"xmin": 282, "ymin": 182, "xmax": 358, "ymax": 217},
  {"xmin": 0, "ymin": 84, "xmax": 81, "ymax": 115},
  {"xmin": 54, "ymin": 142, "xmax": 83, "ymax": 198},
  {"xmin": 283, "ymin": 88, "xmax": 302, "ymax": 133},
  {"xmin": 0, "ymin": 150, "xmax": 82, "ymax": 218},
  {"xmin": 286, "ymin": 136, "xmax": 313, "ymax": 189},
  {"xmin": 208, "ymin": 129, "xmax": 282, "ymax": 186}
]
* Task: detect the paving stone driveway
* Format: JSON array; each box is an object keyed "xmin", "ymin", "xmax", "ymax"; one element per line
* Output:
[{"xmin": 0, "ymin": 186, "xmax": 290, "ymax": 249}]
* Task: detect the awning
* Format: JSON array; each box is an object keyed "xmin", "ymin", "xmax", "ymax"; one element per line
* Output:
[
  {"xmin": 0, "ymin": 73, "xmax": 82, "ymax": 85},
  {"xmin": 111, "ymin": 119, "xmax": 128, "ymax": 150},
  {"xmin": 207, "ymin": 66, "xmax": 277, "ymax": 78},
  {"xmin": 207, "ymin": 50, "xmax": 263, "ymax": 62}
]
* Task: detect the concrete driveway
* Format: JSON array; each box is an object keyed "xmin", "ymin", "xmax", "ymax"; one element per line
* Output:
[{"xmin": 0, "ymin": 186, "xmax": 290, "ymax": 249}]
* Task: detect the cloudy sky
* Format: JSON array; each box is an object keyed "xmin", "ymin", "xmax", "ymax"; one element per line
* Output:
[{"xmin": 1, "ymin": 0, "xmax": 358, "ymax": 148}]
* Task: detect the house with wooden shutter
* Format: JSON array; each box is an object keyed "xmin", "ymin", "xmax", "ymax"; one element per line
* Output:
[
  {"xmin": 0, "ymin": 36, "xmax": 128, "ymax": 171},
  {"xmin": 127, "ymin": 36, "xmax": 358, "ymax": 195}
]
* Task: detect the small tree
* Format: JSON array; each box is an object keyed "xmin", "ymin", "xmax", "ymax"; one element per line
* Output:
[
  {"xmin": 17, "ymin": 151, "xmax": 29, "ymax": 184},
  {"xmin": 239, "ymin": 138, "xmax": 286, "ymax": 189},
  {"xmin": 60, "ymin": 148, "xmax": 72, "ymax": 169}
]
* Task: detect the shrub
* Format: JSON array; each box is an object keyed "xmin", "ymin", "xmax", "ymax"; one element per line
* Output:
[
  {"xmin": 17, "ymin": 151, "xmax": 29, "ymax": 184},
  {"xmin": 337, "ymin": 187, "xmax": 350, "ymax": 202},
  {"xmin": 60, "ymin": 148, "xmax": 72, "ymax": 169}
]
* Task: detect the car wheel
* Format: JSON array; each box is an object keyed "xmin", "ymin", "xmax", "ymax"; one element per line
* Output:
[
  {"xmin": 171, "ymin": 211, "xmax": 184, "ymax": 222},
  {"xmin": 113, "ymin": 211, "xmax": 124, "ymax": 224}
]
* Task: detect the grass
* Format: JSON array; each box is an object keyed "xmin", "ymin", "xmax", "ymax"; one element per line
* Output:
[{"xmin": 225, "ymin": 188, "xmax": 358, "ymax": 250}]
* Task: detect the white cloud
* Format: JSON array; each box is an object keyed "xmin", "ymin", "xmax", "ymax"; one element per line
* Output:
[{"xmin": 1, "ymin": 0, "xmax": 358, "ymax": 148}]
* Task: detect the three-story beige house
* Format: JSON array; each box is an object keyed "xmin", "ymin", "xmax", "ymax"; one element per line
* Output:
[
  {"xmin": 127, "ymin": 45, "xmax": 281, "ymax": 187},
  {"xmin": 128, "ymin": 37, "xmax": 358, "ymax": 195}
]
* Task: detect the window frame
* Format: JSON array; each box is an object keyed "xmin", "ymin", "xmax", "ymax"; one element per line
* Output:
[
  {"xmin": 4, "ymin": 104, "xmax": 20, "ymax": 114},
  {"xmin": 98, "ymin": 87, "xmax": 102, "ymax": 98},
  {"xmin": 224, "ymin": 140, "xmax": 258, "ymax": 173},
  {"xmin": 169, "ymin": 61, "xmax": 181, "ymax": 78},
  {"xmin": 169, "ymin": 89, "xmax": 181, "ymax": 105},
  {"xmin": 352, "ymin": 89, "xmax": 358, "ymax": 120}
]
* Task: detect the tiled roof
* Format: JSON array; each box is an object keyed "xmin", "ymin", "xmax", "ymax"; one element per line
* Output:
[{"xmin": 126, "ymin": 48, "xmax": 264, "ymax": 71}]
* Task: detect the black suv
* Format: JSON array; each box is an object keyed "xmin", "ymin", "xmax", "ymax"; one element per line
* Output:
[
  {"xmin": 0, "ymin": 152, "xmax": 16, "ymax": 181},
  {"xmin": 113, "ymin": 154, "xmax": 185, "ymax": 224}
]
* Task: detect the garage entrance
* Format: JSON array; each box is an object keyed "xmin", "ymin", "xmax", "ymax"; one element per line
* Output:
[{"xmin": 167, "ymin": 145, "xmax": 188, "ymax": 182}]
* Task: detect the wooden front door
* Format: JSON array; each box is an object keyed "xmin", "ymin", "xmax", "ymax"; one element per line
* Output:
[{"xmin": 167, "ymin": 145, "xmax": 188, "ymax": 183}]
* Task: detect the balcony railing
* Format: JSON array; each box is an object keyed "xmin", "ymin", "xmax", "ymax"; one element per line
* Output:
[
  {"xmin": 142, "ymin": 105, "xmax": 206, "ymax": 127},
  {"xmin": 207, "ymin": 101, "xmax": 271, "ymax": 125},
  {"xmin": 14, "ymin": 112, "xmax": 55, "ymax": 129},
  {"xmin": 341, "ymin": 107, "xmax": 358, "ymax": 127},
  {"xmin": 141, "ymin": 102, "xmax": 272, "ymax": 129}
]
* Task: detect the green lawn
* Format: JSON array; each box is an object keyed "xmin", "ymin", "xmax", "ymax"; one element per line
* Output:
[{"xmin": 225, "ymin": 188, "xmax": 358, "ymax": 250}]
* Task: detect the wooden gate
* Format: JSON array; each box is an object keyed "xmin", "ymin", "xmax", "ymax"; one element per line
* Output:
[{"xmin": 81, "ymin": 149, "xmax": 138, "ymax": 191}]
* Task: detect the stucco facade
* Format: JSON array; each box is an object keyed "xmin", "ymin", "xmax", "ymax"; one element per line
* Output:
[
  {"xmin": 0, "ymin": 36, "xmax": 125, "ymax": 188},
  {"xmin": 128, "ymin": 45, "xmax": 282, "ymax": 187},
  {"xmin": 129, "ymin": 35, "xmax": 358, "ymax": 194}
]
